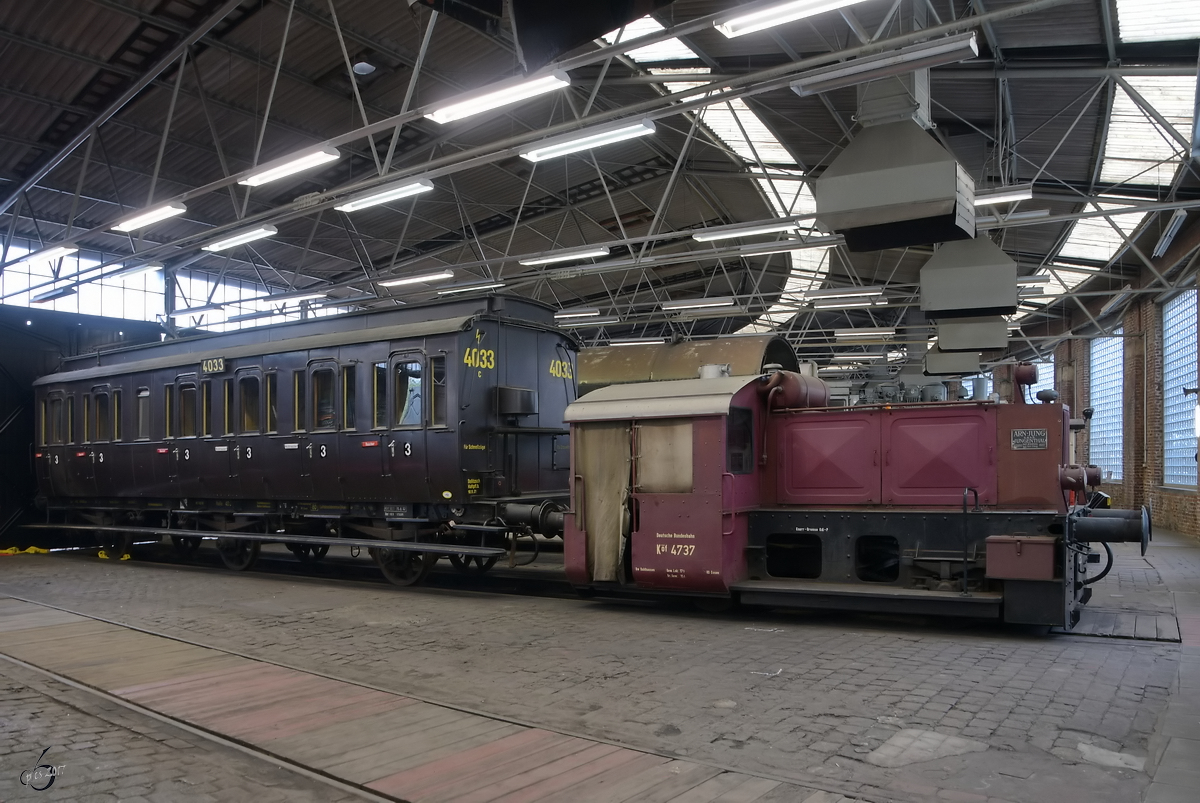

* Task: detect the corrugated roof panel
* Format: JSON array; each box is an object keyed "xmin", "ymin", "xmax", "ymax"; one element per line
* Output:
[{"xmin": 1115, "ymin": 0, "xmax": 1200, "ymax": 42}]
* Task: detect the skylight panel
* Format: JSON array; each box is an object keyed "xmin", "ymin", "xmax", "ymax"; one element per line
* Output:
[
  {"xmin": 1057, "ymin": 204, "xmax": 1145, "ymax": 263},
  {"xmin": 602, "ymin": 16, "xmax": 699, "ymax": 62},
  {"xmin": 1115, "ymin": 0, "xmax": 1200, "ymax": 43},
  {"xmin": 1100, "ymin": 77, "xmax": 1196, "ymax": 187}
]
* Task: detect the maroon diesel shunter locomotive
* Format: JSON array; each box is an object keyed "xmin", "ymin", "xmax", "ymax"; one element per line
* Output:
[
  {"xmin": 30, "ymin": 296, "xmax": 575, "ymax": 585},
  {"xmin": 564, "ymin": 348, "xmax": 1150, "ymax": 628}
]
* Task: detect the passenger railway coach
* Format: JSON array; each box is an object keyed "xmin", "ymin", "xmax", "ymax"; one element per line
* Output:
[{"xmin": 31, "ymin": 295, "xmax": 576, "ymax": 584}]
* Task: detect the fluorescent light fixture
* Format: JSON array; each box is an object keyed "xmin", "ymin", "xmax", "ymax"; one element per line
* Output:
[
  {"xmin": 554, "ymin": 307, "xmax": 601, "ymax": 319},
  {"xmin": 561, "ymin": 316, "xmax": 620, "ymax": 327},
  {"xmin": 425, "ymin": 72, "xmax": 570, "ymax": 125},
  {"xmin": 1016, "ymin": 276, "xmax": 1046, "ymax": 285},
  {"xmin": 976, "ymin": 209, "xmax": 1050, "ymax": 227},
  {"xmin": 662, "ymin": 296, "xmax": 735, "ymax": 311},
  {"xmin": 202, "ymin": 225, "xmax": 278, "ymax": 252},
  {"xmin": 225, "ymin": 310, "xmax": 277, "ymax": 324},
  {"xmin": 834, "ymin": 327, "xmax": 895, "ymax": 340},
  {"xmin": 1018, "ymin": 288, "xmax": 1045, "ymax": 297},
  {"xmin": 238, "ymin": 147, "xmax": 340, "ymax": 186},
  {"xmin": 268, "ymin": 292, "xmax": 327, "ymax": 305},
  {"xmin": 608, "ymin": 338, "xmax": 666, "ymax": 346},
  {"xmin": 15, "ymin": 244, "xmax": 78, "ymax": 268},
  {"xmin": 973, "ymin": 184, "xmax": 1034, "ymax": 206},
  {"xmin": 31, "ymin": 286, "xmax": 77, "ymax": 303},
  {"xmin": 169, "ymin": 303, "xmax": 224, "ymax": 317},
  {"xmin": 112, "ymin": 202, "xmax": 187, "ymax": 232},
  {"xmin": 818, "ymin": 363, "xmax": 866, "ymax": 372},
  {"xmin": 436, "ymin": 281, "xmax": 506, "ymax": 295},
  {"xmin": 1099, "ymin": 284, "xmax": 1133, "ymax": 317},
  {"xmin": 832, "ymin": 354, "xmax": 883, "ymax": 361},
  {"xmin": 805, "ymin": 285, "xmax": 883, "ymax": 300},
  {"xmin": 792, "ymin": 32, "xmax": 979, "ymax": 97},
  {"xmin": 520, "ymin": 246, "xmax": 612, "ymax": 266},
  {"xmin": 813, "ymin": 299, "xmax": 875, "ymax": 310},
  {"xmin": 377, "ymin": 270, "xmax": 455, "ymax": 288},
  {"xmin": 1152, "ymin": 209, "xmax": 1188, "ymax": 258},
  {"xmin": 112, "ymin": 262, "xmax": 162, "ymax": 279},
  {"xmin": 716, "ymin": 0, "xmax": 871, "ymax": 38},
  {"xmin": 520, "ymin": 119, "xmax": 655, "ymax": 162},
  {"xmin": 334, "ymin": 179, "xmax": 434, "ymax": 212},
  {"xmin": 691, "ymin": 220, "xmax": 801, "ymax": 242}
]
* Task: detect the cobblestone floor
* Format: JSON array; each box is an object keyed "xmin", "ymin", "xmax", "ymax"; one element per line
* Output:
[
  {"xmin": 0, "ymin": 542, "xmax": 1183, "ymax": 803},
  {"xmin": 0, "ymin": 658, "xmax": 361, "ymax": 802}
]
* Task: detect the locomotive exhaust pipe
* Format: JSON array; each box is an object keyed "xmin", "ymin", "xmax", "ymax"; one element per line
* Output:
[
  {"xmin": 500, "ymin": 501, "xmax": 565, "ymax": 537},
  {"xmin": 1071, "ymin": 507, "xmax": 1152, "ymax": 556}
]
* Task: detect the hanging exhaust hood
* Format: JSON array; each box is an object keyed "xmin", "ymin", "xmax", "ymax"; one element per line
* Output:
[{"xmin": 814, "ymin": 120, "xmax": 975, "ymax": 252}]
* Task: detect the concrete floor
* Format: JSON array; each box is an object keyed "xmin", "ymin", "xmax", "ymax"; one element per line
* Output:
[{"xmin": 0, "ymin": 532, "xmax": 1195, "ymax": 803}]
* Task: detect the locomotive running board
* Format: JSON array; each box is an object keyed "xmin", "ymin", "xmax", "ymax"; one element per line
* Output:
[
  {"xmin": 21, "ymin": 524, "xmax": 507, "ymax": 558},
  {"xmin": 731, "ymin": 580, "xmax": 1002, "ymax": 619}
]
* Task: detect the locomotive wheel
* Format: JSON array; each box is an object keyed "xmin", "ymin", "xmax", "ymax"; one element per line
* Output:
[
  {"xmin": 216, "ymin": 538, "xmax": 260, "ymax": 571},
  {"xmin": 370, "ymin": 547, "xmax": 432, "ymax": 587},
  {"xmin": 171, "ymin": 535, "xmax": 202, "ymax": 559},
  {"xmin": 448, "ymin": 554, "xmax": 498, "ymax": 574},
  {"xmin": 287, "ymin": 543, "xmax": 330, "ymax": 562}
]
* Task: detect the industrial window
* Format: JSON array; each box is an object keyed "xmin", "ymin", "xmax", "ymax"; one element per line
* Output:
[
  {"xmin": 179, "ymin": 383, "xmax": 197, "ymax": 437},
  {"xmin": 727, "ymin": 407, "xmax": 754, "ymax": 474},
  {"xmin": 265, "ymin": 373, "xmax": 278, "ymax": 433},
  {"xmin": 394, "ymin": 360, "xmax": 423, "ymax": 427},
  {"xmin": 48, "ymin": 397, "xmax": 64, "ymax": 444},
  {"xmin": 200, "ymin": 381, "xmax": 211, "ymax": 437},
  {"xmin": 1163, "ymin": 290, "xmax": 1197, "ymax": 486},
  {"xmin": 312, "ymin": 368, "xmax": 335, "ymax": 430},
  {"xmin": 343, "ymin": 365, "xmax": 357, "ymax": 430},
  {"xmin": 293, "ymin": 371, "xmax": 306, "ymax": 432},
  {"xmin": 94, "ymin": 393, "xmax": 111, "ymax": 443},
  {"xmin": 1027, "ymin": 359, "xmax": 1055, "ymax": 401},
  {"xmin": 136, "ymin": 388, "xmax": 149, "ymax": 440},
  {"xmin": 430, "ymin": 357, "xmax": 447, "ymax": 427},
  {"xmin": 239, "ymin": 376, "xmax": 260, "ymax": 434},
  {"xmin": 113, "ymin": 390, "xmax": 122, "ymax": 441},
  {"xmin": 373, "ymin": 362, "xmax": 387, "ymax": 429},
  {"xmin": 83, "ymin": 395, "xmax": 91, "ymax": 442},
  {"xmin": 164, "ymin": 386, "xmax": 173, "ymax": 439},
  {"xmin": 223, "ymin": 379, "xmax": 234, "ymax": 435},
  {"xmin": 1090, "ymin": 331, "xmax": 1124, "ymax": 481}
]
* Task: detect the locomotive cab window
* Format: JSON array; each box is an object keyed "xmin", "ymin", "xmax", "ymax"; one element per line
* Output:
[
  {"xmin": 94, "ymin": 392, "xmax": 111, "ymax": 443},
  {"xmin": 727, "ymin": 407, "xmax": 754, "ymax": 474},
  {"xmin": 136, "ymin": 388, "xmax": 150, "ymax": 440},
  {"xmin": 179, "ymin": 383, "xmax": 198, "ymax": 438},
  {"xmin": 343, "ymin": 365, "xmax": 357, "ymax": 430},
  {"xmin": 312, "ymin": 367, "xmax": 336, "ymax": 431},
  {"xmin": 239, "ymin": 376, "xmax": 261, "ymax": 433},
  {"xmin": 394, "ymin": 359, "xmax": 423, "ymax": 428}
]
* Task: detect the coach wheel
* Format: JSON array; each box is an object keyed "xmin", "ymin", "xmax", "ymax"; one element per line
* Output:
[
  {"xmin": 370, "ymin": 547, "xmax": 432, "ymax": 587},
  {"xmin": 448, "ymin": 554, "xmax": 498, "ymax": 574},
  {"xmin": 171, "ymin": 536, "xmax": 202, "ymax": 559},
  {"xmin": 287, "ymin": 544, "xmax": 329, "ymax": 562},
  {"xmin": 216, "ymin": 538, "xmax": 260, "ymax": 571}
]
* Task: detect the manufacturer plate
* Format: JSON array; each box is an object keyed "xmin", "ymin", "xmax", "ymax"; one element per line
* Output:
[{"xmin": 1011, "ymin": 428, "xmax": 1048, "ymax": 450}]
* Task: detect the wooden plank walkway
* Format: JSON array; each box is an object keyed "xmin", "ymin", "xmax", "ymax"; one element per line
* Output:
[{"xmin": 0, "ymin": 598, "xmax": 833, "ymax": 803}]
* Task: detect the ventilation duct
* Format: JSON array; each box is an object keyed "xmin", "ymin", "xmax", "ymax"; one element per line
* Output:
[
  {"xmin": 924, "ymin": 346, "xmax": 980, "ymax": 376},
  {"xmin": 920, "ymin": 237, "xmax": 1018, "ymax": 319},
  {"xmin": 814, "ymin": 120, "xmax": 975, "ymax": 252},
  {"xmin": 936, "ymin": 316, "xmax": 1009, "ymax": 352}
]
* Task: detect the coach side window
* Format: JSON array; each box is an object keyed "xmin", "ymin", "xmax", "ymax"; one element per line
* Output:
[
  {"xmin": 180, "ymin": 383, "xmax": 198, "ymax": 437},
  {"xmin": 265, "ymin": 373, "xmax": 278, "ymax": 433},
  {"xmin": 223, "ymin": 379, "xmax": 234, "ymax": 435},
  {"xmin": 200, "ymin": 381, "xmax": 211, "ymax": 437},
  {"xmin": 343, "ymin": 365, "xmax": 357, "ymax": 430},
  {"xmin": 373, "ymin": 362, "xmax": 387, "ymax": 430},
  {"xmin": 136, "ymin": 388, "xmax": 150, "ymax": 440},
  {"xmin": 67, "ymin": 396, "xmax": 75, "ymax": 443},
  {"xmin": 164, "ymin": 385, "xmax": 174, "ymax": 439},
  {"xmin": 95, "ymin": 392, "xmax": 111, "ymax": 443},
  {"xmin": 83, "ymin": 395, "xmax": 91, "ymax": 442},
  {"xmin": 113, "ymin": 390, "xmax": 122, "ymax": 441},
  {"xmin": 312, "ymin": 368, "xmax": 335, "ymax": 431},
  {"xmin": 48, "ymin": 397, "xmax": 64, "ymax": 444},
  {"xmin": 293, "ymin": 371, "xmax": 306, "ymax": 432},
  {"xmin": 239, "ymin": 376, "xmax": 261, "ymax": 433},
  {"xmin": 394, "ymin": 360, "xmax": 423, "ymax": 428},
  {"xmin": 430, "ymin": 356, "xmax": 447, "ymax": 427}
]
